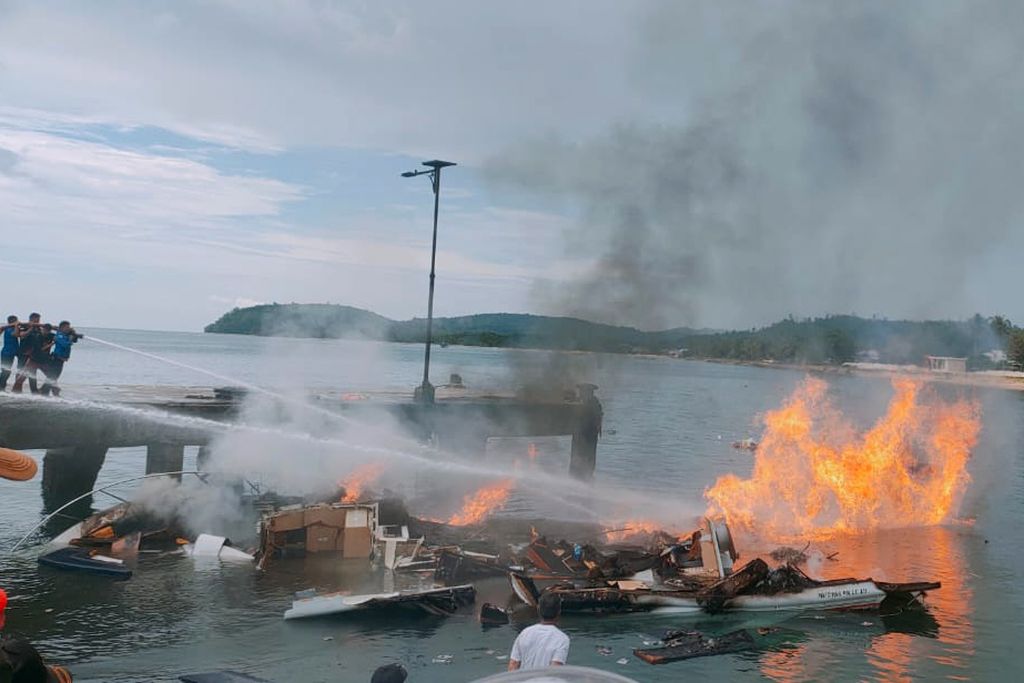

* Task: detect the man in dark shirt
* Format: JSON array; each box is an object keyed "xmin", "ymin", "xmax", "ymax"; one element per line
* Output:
[
  {"xmin": 12, "ymin": 313, "xmax": 42, "ymax": 394},
  {"xmin": 0, "ymin": 315, "xmax": 18, "ymax": 391}
]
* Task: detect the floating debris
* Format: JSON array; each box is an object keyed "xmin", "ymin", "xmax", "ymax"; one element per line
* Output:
[
  {"xmin": 479, "ymin": 602, "xmax": 509, "ymax": 626},
  {"xmin": 634, "ymin": 629, "xmax": 755, "ymax": 664},
  {"xmin": 769, "ymin": 545, "xmax": 810, "ymax": 566},
  {"xmin": 38, "ymin": 546, "xmax": 132, "ymax": 580},
  {"xmin": 508, "ymin": 518, "xmax": 940, "ymax": 615},
  {"xmin": 731, "ymin": 438, "xmax": 758, "ymax": 452},
  {"xmin": 283, "ymin": 584, "xmax": 476, "ymax": 620},
  {"xmin": 258, "ymin": 502, "xmax": 377, "ymax": 569}
]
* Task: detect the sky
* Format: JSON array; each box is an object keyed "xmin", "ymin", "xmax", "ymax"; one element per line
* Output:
[{"xmin": 0, "ymin": 1, "xmax": 1022, "ymax": 332}]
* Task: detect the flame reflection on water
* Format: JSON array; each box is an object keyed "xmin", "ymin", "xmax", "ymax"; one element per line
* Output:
[{"xmin": 747, "ymin": 524, "xmax": 973, "ymax": 681}]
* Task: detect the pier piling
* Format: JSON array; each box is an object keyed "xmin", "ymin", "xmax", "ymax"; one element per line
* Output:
[{"xmin": 41, "ymin": 445, "xmax": 108, "ymax": 512}]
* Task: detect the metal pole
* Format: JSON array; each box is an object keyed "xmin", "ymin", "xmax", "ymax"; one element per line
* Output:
[{"xmin": 419, "ymin": 167, "xmax": 442, "ymax": 402}]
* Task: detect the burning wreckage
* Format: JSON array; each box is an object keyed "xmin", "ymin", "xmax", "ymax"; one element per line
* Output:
[
  {"xmin": 35, "ymin": 485, "xmax": 941, "ymax": 635},
  {"xmin": 38, "ymin": 499, "xmax": 255, "ymax": 579},
  {"xmin": 505, "ymin": 519, "xmax": 939, "ymax": 615},
  {"xmin": 256, "ymin": 495, "xmax": 940, "ymax": 622}
]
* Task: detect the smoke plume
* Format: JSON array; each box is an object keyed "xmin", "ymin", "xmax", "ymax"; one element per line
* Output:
[{"xmin": 487, "ymin": 0, "xmax": 1024, "ymax": 330}]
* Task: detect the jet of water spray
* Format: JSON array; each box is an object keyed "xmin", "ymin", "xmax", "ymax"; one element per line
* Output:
[
  {"xmin": 84, "ymin": 335, "xmax": 469, "ymax": 459},
  {"xmin": 76, "ymin": 337, "xmax": 694, "ymax": 524}
]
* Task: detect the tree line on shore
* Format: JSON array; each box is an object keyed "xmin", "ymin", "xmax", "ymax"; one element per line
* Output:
[{"xmin": 205, "ymin": 304, "xmax": 1024, "ymax": 369}]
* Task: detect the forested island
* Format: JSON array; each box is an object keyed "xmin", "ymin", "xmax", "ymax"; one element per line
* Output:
[{"xmin": 205, "ymin": 304, "xmax": 1024, "ymax": 369}]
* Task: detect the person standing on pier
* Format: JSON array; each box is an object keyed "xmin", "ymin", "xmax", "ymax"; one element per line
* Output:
[
  {"xmin": 0, "ymin": 316, "xmax": 18, "ymax": 390},
  {"xmin": 39, "ymin": 322, "xmax": 79, "ymax": 397},
  {"xmin": 12, "ymin": 313, "xmax": 41, "ymax": 394}
]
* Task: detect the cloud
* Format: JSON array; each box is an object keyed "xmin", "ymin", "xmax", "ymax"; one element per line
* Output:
[
  {"xmin": 0, "ymin": 118, "xmax": 575, "ymax": 328},
  {"xmin": 0, "ymin": 128, "xmax": 303, "ymax": 231},
  {"xmin": 1, "ymin": 1, "xmax": 1021, "ymax": 332},
  {"xmin": 208, "ymin": 295, "xmax": 267, "ymax": 310},
  {"xmin": 0, "ymin": 1, "xmax": 642, "ymax": 159}
]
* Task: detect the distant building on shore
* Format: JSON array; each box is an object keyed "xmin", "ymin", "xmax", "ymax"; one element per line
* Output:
[
  {"xmin": 926, "ymin": 356, "xmax": 967, "ymax": 373},
  {"xmin": 983, "ymin": 349, "xmax": 1007, "ymax": 364}
]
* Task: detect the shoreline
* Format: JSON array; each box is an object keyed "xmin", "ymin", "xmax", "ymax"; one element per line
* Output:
[{"xmin": 699, "ymin": 357, "xmax": 1024, "ymax": 392}]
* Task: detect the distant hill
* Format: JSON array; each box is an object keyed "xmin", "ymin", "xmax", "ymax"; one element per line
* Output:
[
  {"xmin": 204, "ymin": 303, "xmax": 708, "ymax": 352},
  {"xmin": 682, "ymin": 314, "xmax": 1012, "ymax": 368},
  {"xmin": 205, "ymin": 305, "xmax": 1015, "ymax": 367},
  {"xmin": 204, "ymin": 304, "xmax": 391, "ymax": 339}
]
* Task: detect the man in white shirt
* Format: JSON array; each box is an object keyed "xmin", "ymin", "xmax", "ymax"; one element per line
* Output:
[{"xmin": 508, "ymin": 592, "xmax": 570, "ymax": 671}]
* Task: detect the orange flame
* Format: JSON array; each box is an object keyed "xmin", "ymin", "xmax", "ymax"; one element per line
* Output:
[
  {"xmin": 339, "ymin": 463, "xmax": 385, "ymax": 503},
  {"xmin": 705, "ymin": 377, "xmax": 979, "ymax": 541},
  {"xmin": 447, "ymin": 479, "xmax": 514, "ymax": 526}
]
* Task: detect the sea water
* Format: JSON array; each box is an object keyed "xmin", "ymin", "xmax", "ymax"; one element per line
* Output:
[{"xmin": 0, "ymin": 328, "xmax": 1022, "ymax": 681}]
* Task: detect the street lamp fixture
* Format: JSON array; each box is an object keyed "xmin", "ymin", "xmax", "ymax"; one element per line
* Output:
[{"xmin": 401, "ymin": 159, "xmax": 456, "ymax": 403}]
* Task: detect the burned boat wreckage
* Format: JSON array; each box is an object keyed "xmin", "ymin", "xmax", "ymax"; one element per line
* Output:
[
  {"xmin": 507, "ymin": 519, "xmax": 939, "ymax": 615},
  {"xmin": 257, "ymin": 499, "xmax": 940, "ymax": 620},
  {"xmin": 37, "ymin": 487, "xmax": 940, "ymax": 632},
  {"xmin": 37, "ymin": 499, "xmax": 255, "ymax": 579}
]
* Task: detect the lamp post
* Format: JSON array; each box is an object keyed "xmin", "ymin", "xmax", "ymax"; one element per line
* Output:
[{"xmin": 401, "ymin": 159, "xmax": 456, "ymax": 403}]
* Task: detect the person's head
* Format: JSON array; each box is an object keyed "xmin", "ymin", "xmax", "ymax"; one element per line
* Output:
[
  {"xmin": 58, "ymin": 321, "xmax": 71, "ymax": 332},
  {"xmin": 6, "ymin": 316, "xmax": 16, "ymax": 324},
  {"xmin": 370, "ymin": 663, "xmax": 407, "ymax": 683},
  {"xmin": 41, "ymin": 324, "xmax": 52, "ymax": 333},
  {"xmin": 538, "ymin": 592, "xmax": 562, "ymax": 623},
  {"xmin": 0, "ymin": 635, "xmax": 47, "ymax": 675},
  {"xmin": 28, "ymin": 313, "xmax": 40, "ymax": 323}
]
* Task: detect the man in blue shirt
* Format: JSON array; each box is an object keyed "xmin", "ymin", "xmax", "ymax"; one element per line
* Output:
[
  {"xmin": 39, "ymin": 321, "xmax": 80, "ymax": 397},
  {"xmin": 0, "ymin": 315, "xmax": 17, "ymax": 390}
]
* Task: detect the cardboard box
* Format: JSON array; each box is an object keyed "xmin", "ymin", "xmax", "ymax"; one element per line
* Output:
[
  {"xmin": 341, "ymin": 527, "xmax": 373, "ymax": 558},
  {"xmin": 304, "ymin": 505, "xmax": 347, "ymax": 529},
  {"xmin": 305, "ymin": 524, "xmax": 339, "ymax": 553},
  {"xmin": 267, "ymin": 508, "xmax": 306, "ymax": 533}
]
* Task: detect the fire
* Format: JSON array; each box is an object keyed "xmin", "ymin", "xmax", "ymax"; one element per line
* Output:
[
  {"xmin": 705, "ymin": 377, "xmax": 980, "ymax": 541},
  {"xmin": 447, "ymin": 479, "xmax": 514, "ymax": 526},
  {"xmin": 602, "ymin": 519, "xmax": 663, "ymax": 543},
  {"xmin": 339, "ymin": 463, "xmax": 385, "ymax": 503}
]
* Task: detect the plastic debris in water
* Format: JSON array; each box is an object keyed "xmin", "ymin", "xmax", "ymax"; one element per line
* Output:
[
  {"xmin": 616, "ymin": 658, "xmax": 629, "ymax": 665},
  {"xmin": 432, "ymin": 655, "xmax": 454, "ymax": 664},
  {"xmin": 596, "ymin": 646, "xmax": 613, "ymax": 656}
]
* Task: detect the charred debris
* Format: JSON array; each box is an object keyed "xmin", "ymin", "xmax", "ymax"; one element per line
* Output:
[{"xmin": 39, "ymin": 486, "xmax": 941, "ymax": 663}]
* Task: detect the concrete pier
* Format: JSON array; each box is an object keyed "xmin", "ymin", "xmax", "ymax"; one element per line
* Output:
[{"xmin": 0, "ymin": 383, "xmax": 602, "ymax": 507}]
